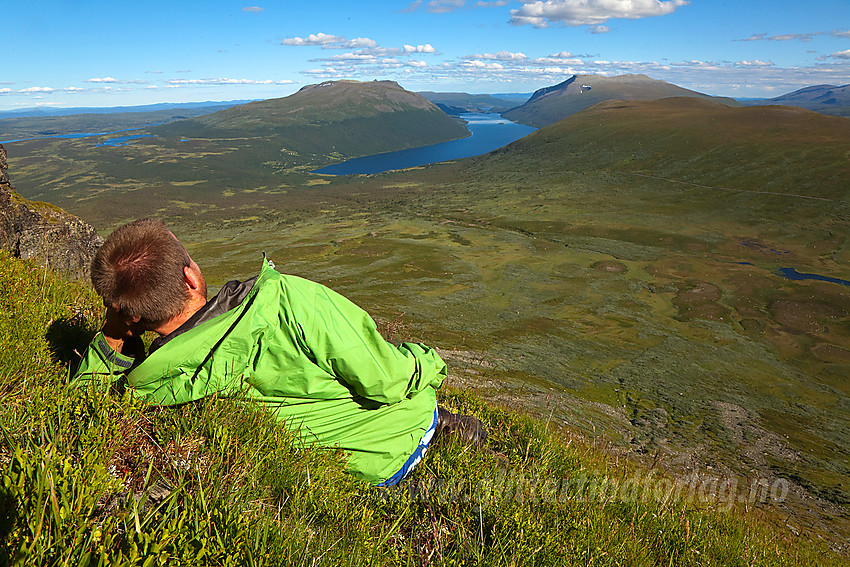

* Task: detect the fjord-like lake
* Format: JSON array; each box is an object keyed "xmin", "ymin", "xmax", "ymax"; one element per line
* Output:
[{"xmin": 313, "ymin": 113, "xmax": 536, "ymax": 175}]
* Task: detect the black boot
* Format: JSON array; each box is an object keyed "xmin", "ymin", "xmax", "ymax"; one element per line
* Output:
[{"xmin": 436, "ymin": 406, "xmax": 488, "ymax": 444}]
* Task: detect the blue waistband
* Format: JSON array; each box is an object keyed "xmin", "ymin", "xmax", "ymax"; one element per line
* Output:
[{"xmin": 377, "ymin": 403, "xmax": 439, "ymax": 487}]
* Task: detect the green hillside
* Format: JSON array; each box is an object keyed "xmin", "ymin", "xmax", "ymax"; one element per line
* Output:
[
  {"xmin": 503, "ymin": 74, "xmax": 740, "ymax": 127},
  {"xmin": 152, "ymin": 80, "xmax": 469, "ymax": 163},
  {"xmin": 1, "ymin": 251, "xmax": 845, "ymax": 565},
  {"xmin": 742, "ymin": 83, "xmax": 850, "ymax": 117},
  {"xmin": 499, "ymin": 97, "xmax": 850, "ymax": 199}
]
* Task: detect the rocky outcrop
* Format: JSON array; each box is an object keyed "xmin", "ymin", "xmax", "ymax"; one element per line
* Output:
[
  {"xmin": 0, "ymin": 142, "xmax": 9, "ymax": 184},
  {"xmin": 0, "ymin": 144, "xmax": 102, "ymax": 281}
]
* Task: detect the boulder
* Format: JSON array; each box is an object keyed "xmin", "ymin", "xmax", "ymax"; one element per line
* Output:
[{"xmin": 0, "ymin": 144, "xmax": 102, "ymax": 282}]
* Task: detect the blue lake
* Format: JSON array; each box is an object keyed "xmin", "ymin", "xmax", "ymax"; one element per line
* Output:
[
  {"xmin": 777, "ymin": 267, "xmax": 850, "ymax": 287},
  {"xmin": 313, "ymin": 113, "xmax": 536, "ymax": 175},
  {"xmin": 726, "ymin": 261, "xmax": 849, "ymax": 286},
  {"xmin": 95, "ymin": 134, "xmax": 153, "ymax": 147}
]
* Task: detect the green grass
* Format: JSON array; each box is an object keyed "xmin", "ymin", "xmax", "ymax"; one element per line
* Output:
[{"xmin": 1, "ymin": 251, "xmax": 846, "ymax": 565}]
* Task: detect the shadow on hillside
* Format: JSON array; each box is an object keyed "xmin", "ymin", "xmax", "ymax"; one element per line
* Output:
[
  {"xmin": 0, "ymin": 486, "xmax": 14, "ymax": 564},
  {"xmin": 46, "ymin": 315, "xmax": 97, "ymax": 376}
]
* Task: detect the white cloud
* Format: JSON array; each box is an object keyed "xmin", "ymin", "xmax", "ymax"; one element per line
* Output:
[
  {"xmin": 426, "ymin": 0, "xmax": 465, "ymax": 13},
  {"xmin": 340, "ymin": 37, "xmax": 379, "ymax": 49},
  {"xmin": 461, "ymin": 60, "xmax": 504, "ymax": 69},
  {"xmin": 379, "ymin": 59, "xmax": 405, "ymax": 69},
  {"xmin": 308, "ymin": 43, "xmax": 439, "ymax": 69},
  {"xmin": 774, "ymin": 33, "xmax": 814, "ymax": 41},
  {"xmin": 86, "ymin": 77, "xmax": 146, "ymax": 85},
  {"xmin": 407, "ymin": 60, "xmax": 428, "ymax": 67},
  {"xmin": 510, "ymin": 0, "xmax": 689, "ymax": 28},
  {"xmin": 829, "ymin": 49, "xmax": 850, "ymax": 60},
  {"xmin": 832, "ymin": 30, "xmax": 850, "ymax": 39},
  {"xmin": 737, "ymin": 33, "xmax": 767, "ymax": 42},
  {"xmin": 242, "ymin": 6, "xmax": 263, "ymax": 12},
  {"xmin": 64, "ymin": 86, "xmax": 85, "ymax": 92},
  {"xmin": 320, "ymin": 52, "xmax": 380, "ymax": 62},
  {"xmin": 737, "ymin": 32, "xmax": 820, "ymax": 42},
  {"xmin": 737, "ymin": 60, "xmax": 774, "ymax": 67},
  {"xmin": 0, "ymin": 88, "xmax": 11, "ymax": 95},
  {"xmin": 19, "ymin": 87, "xmax": 55, "ymax": 93},
  {"xmin": 589, "ymin": 25, "xmax": 609, "ymax": 34},
  {"xmin": 403, "ymin": 44, "xmax": 437, "ymax": 54},
  {"xmin": 466, "ymin": 50, "xmax": 528, "ymax": 61},
  {"xmin": 168, "ymin": 78, "xmax": 275, "ymax": 85},
  {"xmin": 283, "ymin": 33, "xmax": 379, "ymax": 50},
  {"xmin": 476, "ymin": 0, "xmax": 509, "ymax": 6},
  {"xmin": 532, "ymin": 52, "xmax": 584, "ymax": 65},
  {"xmin": 282, "ymin": 33, "xmax": 345, "ymax": 46}
]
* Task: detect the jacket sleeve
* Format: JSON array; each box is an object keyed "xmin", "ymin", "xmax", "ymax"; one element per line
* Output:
[
  {"xmin": 72, "ymin": 331, "xmax": 138, "ymax": 390},
  {"xmin": 292, "ymin": 280, "xmax": 446, "ymax": 405}
]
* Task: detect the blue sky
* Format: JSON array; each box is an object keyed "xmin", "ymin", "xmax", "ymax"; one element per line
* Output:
[{"xmin": 3, "ymin": 0, "xmax": 849, "ymax": 110}]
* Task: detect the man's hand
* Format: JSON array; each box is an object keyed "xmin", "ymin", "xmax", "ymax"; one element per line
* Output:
[{"xmin": 101, "ymin": 305, "xmax": 146, "ymax": 359}]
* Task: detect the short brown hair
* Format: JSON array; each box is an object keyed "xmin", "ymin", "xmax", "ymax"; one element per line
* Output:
[{"xmin": 91, "ymin": 218, "xmax": 191, "ymax": 325}]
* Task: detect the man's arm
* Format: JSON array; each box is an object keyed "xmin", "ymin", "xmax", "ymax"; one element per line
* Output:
[{"xmin": 73, "ymin": 306, "xmax": 146, "ymax": 388}]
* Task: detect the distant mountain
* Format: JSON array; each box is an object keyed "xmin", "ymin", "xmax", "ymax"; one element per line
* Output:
[
  {"xmin": 741, "ymin": 84, "xmax": 850, "ymax": 117},
  {"xmin": 0, "ymin": 105, "xmax": 243, "ymax": 142},
  {"xmin": 418, "ymin": 92, "xmax": 531, "ymax": 114},
  {"xmin": 503, "ymin": 74, "xmax": 740, "ymax": 127},
  {"xmin": 154, "ymin": 80, "xmax": 468, "ymax": 161},
  {"xmin": 475, "ymin": 97, "xmax": 849, "ymax": 202},
  {"xmin": 0, "ymin": 100, "xmax": 250, "ymax": 120}
]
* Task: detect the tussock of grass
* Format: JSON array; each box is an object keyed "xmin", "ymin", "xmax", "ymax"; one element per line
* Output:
[{"xmin": 0, "ymin": 251, "xmax": 844, "ymax": 566}]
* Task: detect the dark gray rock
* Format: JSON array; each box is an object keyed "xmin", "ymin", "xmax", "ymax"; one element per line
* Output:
[
  {"xmin": 0, "ymin": 144, "xmax": 102, "ymax": 281},
  {"xmin": 0, "ymin": 143, "xmax": 8, "ymax": 184}
]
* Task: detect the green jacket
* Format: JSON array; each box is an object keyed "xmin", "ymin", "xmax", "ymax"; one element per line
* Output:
[{"xmin": 74, "ymin": 259, "xmax": 446, "ymax": 484}]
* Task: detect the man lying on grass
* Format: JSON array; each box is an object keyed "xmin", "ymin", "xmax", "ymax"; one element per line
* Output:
[{"xmin": 74, "ymin": 218, "xmax": 486, "ymax": 486}]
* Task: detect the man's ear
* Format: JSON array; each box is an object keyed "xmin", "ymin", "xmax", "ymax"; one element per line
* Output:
[{"xmin": 184, "ymin": 265, "xmax": 202, "ymax": 292}]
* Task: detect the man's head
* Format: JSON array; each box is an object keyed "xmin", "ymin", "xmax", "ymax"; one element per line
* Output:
[{"xmin": 91, "ymin": 218, "xmax": 207, "ymax": 330}]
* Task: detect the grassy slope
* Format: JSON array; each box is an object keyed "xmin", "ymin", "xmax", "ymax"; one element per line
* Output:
[
  {"xmin": 503, "ymin": 97, "xmax": 850, "ymax": 200},
  {"xmin": 0, "ymin": 251, "xmax": 844, "ymax": 566},
  {"xmin": 503, "ymin": 75, "xmax": 741, "ymax": 127}
]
